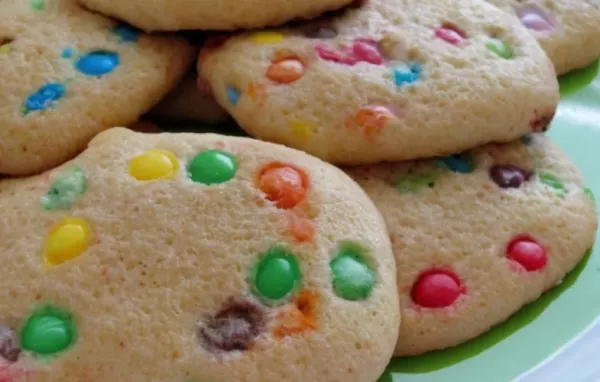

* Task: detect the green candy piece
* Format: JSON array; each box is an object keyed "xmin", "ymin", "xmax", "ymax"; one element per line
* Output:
[
  {"xmin": 538, "ymin": 172, "xmax": 567, "ymax": 195},
  {"xmin": 393, "ymin": 170, "xmax": 439, "ymax": 193},
  {"xmin": 330, "ymin": 242, "xmax": 375, "ymax": 301},
  {"xmin": 251, "ymin": 246, "xmax": 301, "ymax": 301},
  {"xmin": 187, "ymin": 150, "xmax": 238, "ymax": 185},
  {"xmin": 584, "ymin": 187, "xmax": 595, "ymax": 203},
  {"xmin": 20, "ymin": 306, "xmax": 76, "ymax": 355},
  {"xmin": 40, "ymin": 166, "xmax": 88, "ymax": 210},
  {"xmin": 30, "ymin": 0, "xmax": 45, "ymax": 10},
  {"xmin": 486, "ymin": 38, "xmax": 514, "ymax": 59}
]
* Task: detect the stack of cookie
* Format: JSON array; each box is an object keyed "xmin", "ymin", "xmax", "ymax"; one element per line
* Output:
[{"xmin": 0, "ymin": 0, "xmax": 598, "ymax": 381}]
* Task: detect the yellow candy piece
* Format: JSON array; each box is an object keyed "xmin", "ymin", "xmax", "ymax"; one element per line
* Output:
[
  {"xmin": 45, "ymin": 217, "xmax": 92, "ymax": 267},
  {"xmin": 129, "ymin": 149, "xmax": 179, "ymax": 181},
  {"xmin": 0, "ymin": 44, "xmax": 10, "ymax": 54},
  {"xmin": 290, "ymin": 121, "xmax": 314, "ymax": 143},
  {"xmin": 249, "ymin": 32, "xmax": 285, "ymax": 44}
]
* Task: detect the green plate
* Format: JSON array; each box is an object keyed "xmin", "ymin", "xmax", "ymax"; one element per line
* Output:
[
  {"xmin": 382, "ymin": 59, "xmax": 600, "ymax": 382},
  {"xmin": 157, "ymin": 59, "xmax": 600, "ymax": 382}
]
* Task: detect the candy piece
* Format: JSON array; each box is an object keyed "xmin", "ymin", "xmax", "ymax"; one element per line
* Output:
[
  {"xmin": 258, "ymin": 163, "xmax": 309, "ymax": 209},
  {"xmin": 529, "ymin": 112, "xmax": 555, "ymax": 132},
  {"xmin": 330, "ymin": 242, "xmax": 374, "ymax": 301},
  {"xmin": 287, "ymin": 212, "xmax": 315, "ymax": 243},
  {"xmin": 435, "ymin": 24, "xmax": 468, "ymax": 45},
  {"xmin": 290, "ymin": 120, "xmax": 314, "ymax": 142},
  {"xmin": 436, "ymin": 154, "xmax": 475, "ymax": 173},
  {"xmin": 20, "ymin": 306, "xmax": 76, "ymax": 355},
  {"xmin": 61, "ymin": 48, "xmax": 74, "ymax": 58},
  {"xmin": 30, "ymin": 0, "xmax": 45, "ymax": 10},
  {"xmin": 411, "ymin": 269, "xmax": 463, "ymax": 308},
  {"xmin": 44, "ymin": 217, "xmax": 92, "ymax": 267},
  {"xmin": 112, "ymin": 24, "xmax": 140, "ymax": 43},
  {"xmin": 584, "ymin": 187, "xmax": 595, "ymax": 202},
  {"xmin": 226, "ymin": 86, "xmax": 240, "ymax": 106},
  {"xmin": 188, "ymin": 150, "xmax": 238, "ymax": 185},
  {"xmin": 75, "ymin": 51, "xmax": 120, "ymax": 76},
  {"xmin": 315, "ymin": 38, "xmax": 384, "ymax": 66},
  {"xmin": 392, "ymin": 62, "xmax": 422, "ymax": 87},
  {"xmin": 489, "ymin": 164, "xmax": 532, "ymax": 189},
  {"xmin": 351, "ymin": 39, "xmax": 384, "ymax": 65},
  {"xmin": 506, "ymin": 235, "xmax": 547, "ymax": 271},
  {"xmin": 392, "ymin": 170, "xmax": 439, "ymax": 193},
  {"xmin": 486, "ymin": 38, "xmax": 514, "ymax": 59},
  {"xmin": 249, "ymin": 32, "xmax": 284, "ymax": 44},
  {"xmin": 273, "ymin": 290, "xmax": 318, "ymax": 338},
  {"xmin": 129, "ymin": 149, "xmax": 179, "ymax": 181},
  {"xmin": 516, "ymin": 6, "xmax": 554, "ymax": 32},
  {"xmin": 266, "ymin": 58, "xmax": 305, "ymax": 84},
  {"xmin": 198, "ymin": 297, "xmax": 265, "ymax": 352},
  {"xmin": 538, "ymin": 172, "xmax": 566, "ymax": 193},
  {"xmin": 352, "ymin": 105, "xmax": 397, "ymax": 138},
  {"xmin": 41, "ymin": 166, "xmax": 88, "ymax": 210},
  {"xmin": 24, "ymin": 83, "xmax": 66, "ymax": 114},
  {"xmin": 315, "ymin": 43, "xmax": 352, "ymax": 64},
  {"xmin": 0, "ymin": 326, "xmax": 20, "ymax": 362},
  {"xmin": 251, "ymin": 245, "xmax": 301, "ymax": 301}
]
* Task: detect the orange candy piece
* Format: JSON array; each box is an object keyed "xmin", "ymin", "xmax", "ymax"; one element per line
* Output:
[
  {"xmin": 287, "ymin": 212, "xmax": 316, "ymax": 243},
  {"xmin": 258, "ymin": 163, "xmax": 309, "ymax": 209},
  {"xmin": 266, "ymin": 58, "xmax": 305, "ymax": 84},
  {"xmin": 273, "ymin": 290, "xmax": 318, "ymax": 339},
  {"xmin": 354, "ymin": 105, "xmax": 396, "ymax": 138}
]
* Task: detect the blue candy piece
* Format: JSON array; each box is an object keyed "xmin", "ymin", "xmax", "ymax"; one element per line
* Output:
[
  {"xmin": 226, "ymin": 86, "xmax": 240, "ymax": 106},
  {"xmin": 112, "ymin": 24, "xmax": 141, "ymax": 43},
  {"xmin": 61, "ymin": 48, "xmax": 74, "ymax": 58},
  {"xmin": 393, "ymin": 62, "xmax": 422, "ymax": 87},
  {"xmin": 24, "ymin": 83, "xmax": 66, "ymax": 114},
  {"xmin": 436, "ymin": 154, "xmax": 475, "ymax": 174},
  {"xmin": 75, "ymin": 51, "xmax": 120, "ymax": 76}
]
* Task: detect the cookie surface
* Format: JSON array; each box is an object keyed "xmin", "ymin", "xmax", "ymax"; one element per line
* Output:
[
  {"xmin": 486, "ymin": 0, "xmax": 600, "ymax": 75},
  {"xmin": 0, "ymin": 128, "xmax": 399, "ymax": 382},
  {"xmin": 0, "ymin": 0, "xmax": 194, "ymax": 176},
  {"xmin": 76, "ymin": 0, "xmax": 355, "ymax": 31},
  {"xmin": 346, "ymin": 133, "xmax": 597, "ymax": 356},
  {"xmin": 199, "ymin": 0, "xmax": 560, "ymax": 166},
  {"xmin": 148, "ymin": 70, "xmax": 229, "ymax": 124}
]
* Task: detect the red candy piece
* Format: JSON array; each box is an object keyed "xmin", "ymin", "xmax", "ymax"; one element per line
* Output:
[
  {"xmin": 506, "ymin": 236, "xmax": 547, "ymax": 272},
  {"xmin": 411, "ymin": 269, "xmax": 463, "ymax": 308},
  {"xmin": 435, "ymin": 24, "xmax": 468, "ymax": 45}
]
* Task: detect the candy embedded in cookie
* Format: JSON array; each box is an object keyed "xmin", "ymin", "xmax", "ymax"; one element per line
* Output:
[
  {"xmin": 486, "ymin": 0, "xmax": 600, "ymax": 74},
  {"xmin": 346, "ymin": 133, "xmax": 597, "ymax": 356},
  {"xmin": 0, "ymin": 128, "xmax": 399, "ymax": 382},
  {"xmin": 0, "ymin": 0, "xmax": 194, "ymax": 175},
  {"xmin": 199, "ymin": 0, "xmax": 559, "ymax": 166}
]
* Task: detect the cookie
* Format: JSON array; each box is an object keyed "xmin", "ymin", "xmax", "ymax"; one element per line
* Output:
[
  {"xmin": 148, "ymin": 70, "xmax": 229, "ymax": 124},
  {"xmin": 0, "ymin": 0, "xmax": 195, "ymax": 176},
  {"xmin": 346, "ymin": 133, "xmax": 597, "ymax": 356},
  {"xmin": 76, "ymin": 0, "xmax": 356, "ymax": 31},
  {"xmin": 198, "ymin": 0, "xmax": 560, "ymax": 166},
  {"xmin": 486, "ymin": 0, "xmax": 600, "ymax": 75},
  {"xmin": 0, "ymin": 127, "xmax": 399, "ymax": 381}
]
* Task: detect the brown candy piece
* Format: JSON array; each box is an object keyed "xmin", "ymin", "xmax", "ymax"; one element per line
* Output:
[
  {"xmin": 198, "ymin": 297, "xmax": 265, "ymax": 352},
  {"xmin": 489, "ymin": 164, "xmax": 532, "ymax": 189},
  {"xmin": 0, "ymin": 325, "xmax": 20, "ymax": 362}
]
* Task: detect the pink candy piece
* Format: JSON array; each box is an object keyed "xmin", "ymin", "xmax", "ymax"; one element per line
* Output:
[
  {"xmin": 435, "ymin": 24, "xmax": 468, "ymax": 45},
  {"xmin": 315, "ymin": 38, "xmax": 384, "ymax": 66},
  {"xmin": 352, "ymin": 38, "xmax": 384, "ymax": 65},
  {"xmin": 517, "ymin": 6, "xmax": 554, "ymax": 32}
]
